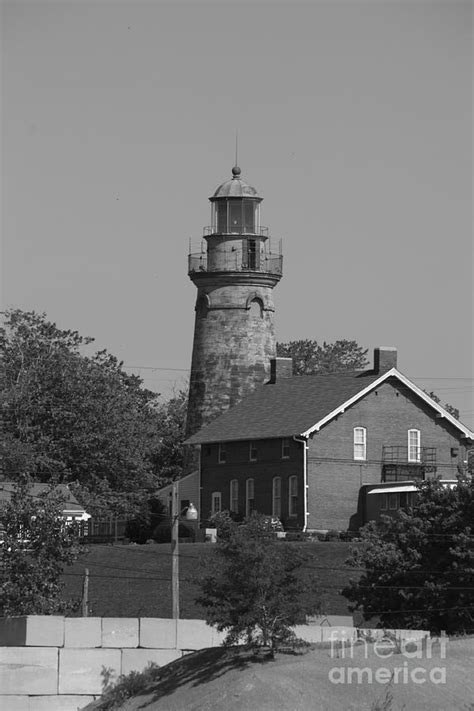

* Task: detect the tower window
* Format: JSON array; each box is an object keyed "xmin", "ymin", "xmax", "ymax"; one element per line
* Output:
[{"xmin": 353, "ymin": 427, "xmax": 367, "ymax": 461}]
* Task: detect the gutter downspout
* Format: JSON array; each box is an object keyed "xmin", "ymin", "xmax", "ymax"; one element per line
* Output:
[{"xmin": 293, "ymin": 435, "xmax": 309, "ymax": 532}]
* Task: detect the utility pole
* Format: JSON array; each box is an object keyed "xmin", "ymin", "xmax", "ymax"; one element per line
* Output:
[
  {"xmin": 171, "ymin": 481, "xmax": 180, "ymax": 621},
  {"xmin": 82, "ymin": 568, "xmax": 89, "ymax": 617}
]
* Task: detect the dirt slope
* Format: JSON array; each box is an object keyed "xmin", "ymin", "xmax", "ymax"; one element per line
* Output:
[{"xmin": 87, "ymin": 638, "xmax": 474, "ymax": 711}]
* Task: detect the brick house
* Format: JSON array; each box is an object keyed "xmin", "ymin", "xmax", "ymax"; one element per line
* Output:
[{"xmin": 185, "ymin": 347, "xmax": 473, "ymax": 532}]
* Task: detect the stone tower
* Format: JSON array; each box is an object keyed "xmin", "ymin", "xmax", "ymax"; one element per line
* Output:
[{"xmin": 185, "ymin": 165, "xmax": 283, "ymax": 438}]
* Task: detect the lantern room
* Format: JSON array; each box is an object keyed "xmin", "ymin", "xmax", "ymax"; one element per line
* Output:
[{"xmin": 209, "ymin": 166, "xmax": 263, "ymax": 235}]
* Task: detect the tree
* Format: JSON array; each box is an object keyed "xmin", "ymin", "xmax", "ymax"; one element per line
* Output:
[
  {"xmin": 343, "ymin": 478, "xmax": 474, "ymax": 634},
  {"xmin": 0, "ymin": 309, "xmax": 186, "ymax": 515},
  {"xmin": 0, "ymin": 480, "xmax": 83, "ymax": 615},
  {"xmin": 424, "ymin": 390, "xmax": 460, "ymax": 420},
  {"xmin": 196, "ymin": 513, "xmax": 320, "ymax": 652},
  {"xmin": 276, "ymin": 339, "xmax": 369, "ymax": 376}
]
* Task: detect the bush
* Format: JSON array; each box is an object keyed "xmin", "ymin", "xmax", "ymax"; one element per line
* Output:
[
  {"xmin": 125, "ymin": 496, "xmax": 166, "ymax": 544},
  {"xmin": 325, "ymin": 529, "xmax": 340, "ymax": 542},
  {"xmin": 152, "ymin": 518, "xmax": 194, "ymax": 543}
]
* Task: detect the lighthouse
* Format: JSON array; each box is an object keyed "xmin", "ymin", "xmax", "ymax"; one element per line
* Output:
[{"xmin": 185, "ymin": 165, "xmax": 283, "ymax": 439}]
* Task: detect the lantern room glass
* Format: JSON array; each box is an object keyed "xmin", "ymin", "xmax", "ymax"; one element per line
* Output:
[{"xmin": 212, "ymin": 199, "xmax": 259, "ymax": 234}]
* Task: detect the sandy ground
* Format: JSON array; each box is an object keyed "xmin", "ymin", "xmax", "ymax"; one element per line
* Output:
[{"xmin": 86, "ymin": 636, "xmax": 474, "ymax": 711}]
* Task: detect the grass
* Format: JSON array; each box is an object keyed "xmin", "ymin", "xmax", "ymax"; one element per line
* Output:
[{"xmin": 62, "ymin": 541, "xmax": 361, "ymax": 619}]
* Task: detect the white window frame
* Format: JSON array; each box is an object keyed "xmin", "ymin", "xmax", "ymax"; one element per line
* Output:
[
  {"xmin": 272, "ymin": 477, "xmax": 282, "ymax": 518},
  {"xmin": 218, "ymin": 442, "xmax": 227, "ymax": 464},
  {"xmin": 249, "ymin": 441, "xmax": 258, "ymax": 462},
  {"xmin": 288, "ymin": 475, "xmax": 298, "ymax": 517},
  {"xmin": 246, "ymin": 478, "xmax": 255, "ymax": 517},
  {"xmin": 230, "ymin": 479, "xmax": 239, "ymax": 513},
  {"xmin": 353, "ymin": 427, "xmax": 367, "ymax": 461},
  {"xmin": 211, "ymin": 491, "xmax": 222, "ymax": 516},
  {"xmin": 281, "ymin": 438, "xmax": 290, "ymax": 459},
  {"xmin": 408, "ymin": 429, "xmax": 421, "ymax": 463}
]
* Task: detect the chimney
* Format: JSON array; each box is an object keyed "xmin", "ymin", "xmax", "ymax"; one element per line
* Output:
[
  {"xmin": 374, "ymin": 347, "xmax": 397, "ymax": 373},
  {"xmin": 269, "ymin": 357, "xmax": 293, "ymax": 384}
]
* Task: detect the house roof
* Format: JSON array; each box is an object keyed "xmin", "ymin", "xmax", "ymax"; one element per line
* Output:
[
  {"xmin": 0, "ymin": 482, "xmax": 88, "ymax": 515},
  {"xmin": 185, "ymin": 368, "xmax": 474, "ymax": 445}
]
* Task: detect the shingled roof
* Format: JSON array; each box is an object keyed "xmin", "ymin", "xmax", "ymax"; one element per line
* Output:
[
  {"xmin": 185, "ymin": 369, "xmax": 383, "ymax": 444},
  {"xmin": 185, "ymin": 367, "xmax": 474, "ymax": 445}
]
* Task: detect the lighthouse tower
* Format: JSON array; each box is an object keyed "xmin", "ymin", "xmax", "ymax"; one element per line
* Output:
[{"xmin": 185, "ymin": 166, "xmax": 283, "ymax": 438}]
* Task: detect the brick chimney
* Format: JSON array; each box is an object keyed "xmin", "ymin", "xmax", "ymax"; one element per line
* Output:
[
  {"xmin": 269, "ymin": 357, "xmax": 293, "ymax": 383},
  {"xmin": 374, "ymin": 347, "xmax": 397, "ymax": 373}
]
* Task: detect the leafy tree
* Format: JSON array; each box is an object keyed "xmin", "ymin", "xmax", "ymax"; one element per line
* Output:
[
  {"xmin": 343, "ymin": 478, "xmax": 474, "ymax": 634},
  {"xmin": 196, "ymin": 513, "xmax": 320, "ymax": 652},
  {"xmin": 0, "ymin": 480, "xmax": 83, "ymax": 615},
  {"xmin": 424, "ymin": 390, "xmax": 460, "ymax": 420},
  {"xmin": 276, "ymin": 339, "xmax": 369, "ymax": 376},
  {"xmin": 0, "ymin": 309, "xmax": 186, "ymax": 515}
]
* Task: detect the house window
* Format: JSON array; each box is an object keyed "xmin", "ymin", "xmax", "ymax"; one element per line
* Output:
[
  {"xmin": 388, "ymin": 494, "xmax": 398, "ymax": 510},
  {"xmin": 246, "ymin": 478, "xmax": 255, "ymax": 517},
  {"xmin": 288, "ymin": 476, "xmax": 298, "ymax": 517},
  {"xmin": 211, "ymin": 492, "xmax": 222, "ymax": 516},
  {"xmin": 272, "ymin": 477, "xmax": 282, "ymax": 518},
  {"xmin": 230, "ymin": 479, "xmax": 239, "ymax": 513},
  {"xmin": 218, "ymin": 442, "xmax": 227, "ymax": 464},
  {"xmin": 249, "ymin": 441, "xmax": 258, "ymax": 462},
  {"xmin": 380, "ymin": 493, "xmax": 388, "ymax": 511},
  {"xmin": 353, "ymin": 427, "xmax": 367, "ymax": 461},
  {"xmin": 281, "ymin": 438, "xmax": 290, "ymax": 459},
  {"xmin": 408, "ymin": 429, "xmax": 421, "ymax": 462}
]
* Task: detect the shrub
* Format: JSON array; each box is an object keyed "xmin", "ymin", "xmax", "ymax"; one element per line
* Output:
[{"xmin": 152, "ymin": 518, "xmax": 194, "ymax": 544}]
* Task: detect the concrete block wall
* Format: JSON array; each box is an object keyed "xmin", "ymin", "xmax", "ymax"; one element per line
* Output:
[{"xmin": 0, "ymin": 616, "xmax": 430, "ymax": 710}]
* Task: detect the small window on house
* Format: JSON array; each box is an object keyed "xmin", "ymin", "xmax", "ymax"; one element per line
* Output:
[
  {"xmin": 380, "ymin": 493, "xmax": 388, "ymax": 511},
  {"xmin": 249, "ymin": 441, "xmax": 258, "ymax": 461},
  {"xmin": 218, "ymin": 443, "xmax": 227, "ymax": 464},
  {"xmin": 272, "ymin": 477, "xmax": 282, "ymax": 518},
  {"xmin": 230, "ymin": 479, "xmax": 239, "ymax": 513},
  {"xmin": 389, "ymin": 494, "xmax": 398, "ymax": 510},
  {"xmin": 281, "ymin": 438, "xmax": 290, "ymax": 459},
  {"xmin": 288, "ymin": 476, "xmax": 298, "ymax": 517},
  {"xmin": 353, "ymin": 427, "xmax": 367, "ymax": 461},
  {"xmin": 211, "ymin": 492, "xmax": 222, "ymax": 516},
  {"xmin": 408, "ymin": 429, "xmax": 421, "ymax": 463},
  {"xmin": 246, "ymin": 478, "xmax": 255, "ymax": 517}
]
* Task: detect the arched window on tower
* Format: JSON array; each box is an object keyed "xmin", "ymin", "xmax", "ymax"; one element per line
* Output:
[{"xmin": 249, "ymin": 298, "xmax": 263, "ymax": 319}]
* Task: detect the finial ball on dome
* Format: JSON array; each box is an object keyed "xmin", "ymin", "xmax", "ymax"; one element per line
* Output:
[{"xmin": 232, "ymin": 165, "xmax": 241, "ymax": 177}]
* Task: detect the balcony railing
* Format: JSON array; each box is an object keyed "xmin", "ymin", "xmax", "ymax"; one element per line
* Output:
[
  {"xmin": 382, "ymin": 446, "xmax": 436, "ymax": 466},
  {"xmin": 188, "ymin": 252, "xmax": 283, "ymax": 277},
  {"xmin": 382, "ymin": 446, "xmax": 437, "ymax": 482},
  {"xmin": 203, "ymin": 226, "xmax": 269, "ymax": 237}
]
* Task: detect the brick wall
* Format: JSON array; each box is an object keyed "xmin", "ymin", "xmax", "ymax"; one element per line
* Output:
[
  {"xmin": 306, "ymin": 378, "xmax": 468, "ymax": 531},
  {"xmin": 201, "ymin": 437, "xmax": 304, "ymax": 527}
]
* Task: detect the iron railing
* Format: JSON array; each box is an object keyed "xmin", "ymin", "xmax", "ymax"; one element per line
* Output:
[
  {"xmin": 188, "ymin": 252, "xmax": 283, "ymax": 277},
  {"xmin": 203, "ymin": 225, "xmax": 269, "ymax": 237},
  {"xmin": 382, "ymin": 446, "xmax": 437, "ymax": 482}
]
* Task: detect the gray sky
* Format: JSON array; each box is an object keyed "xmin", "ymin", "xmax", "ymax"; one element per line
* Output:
[{"xmin": 2, "ymin": 0, "xmax": 473, "ymax": 427}]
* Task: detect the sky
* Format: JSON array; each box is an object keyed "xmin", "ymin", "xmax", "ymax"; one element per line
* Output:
[{"xmin": 1, "ymin": 0, "xmax": 473, "ymax": 428}]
